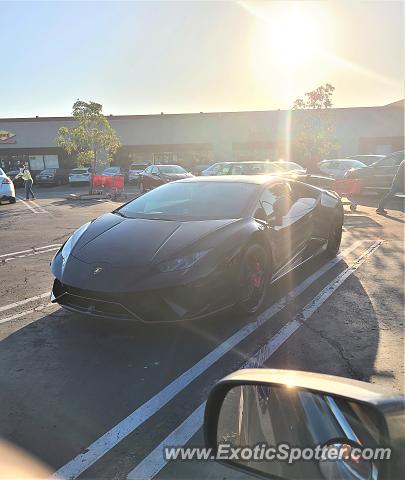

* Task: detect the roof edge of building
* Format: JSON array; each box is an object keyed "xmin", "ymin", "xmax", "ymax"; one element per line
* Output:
[{"xmin": 0, "ymin": 99, "xmax": 403, "ymax": 123}]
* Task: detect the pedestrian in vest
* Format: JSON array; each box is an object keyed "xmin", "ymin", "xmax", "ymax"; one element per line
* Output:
[
  {"xmin": 15, "ymin": 165, "xmax": 35, "ymax": 200},
  {"xmin": 376, "ymin": 159, "xmax": 404, "ymax": 215}
]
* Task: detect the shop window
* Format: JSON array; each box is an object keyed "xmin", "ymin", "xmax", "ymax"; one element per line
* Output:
[
  {"xmin": 29, "ymin": 155, "xmax": 45, "ymax": 171},
  {"xmin": 44, "ymin": 155, "xmax": 59, "ymax": 168}
]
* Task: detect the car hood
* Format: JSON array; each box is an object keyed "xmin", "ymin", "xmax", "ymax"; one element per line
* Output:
[{"xmin": 71, "ymin": 213, "xmax": 239, "ymax": 267}]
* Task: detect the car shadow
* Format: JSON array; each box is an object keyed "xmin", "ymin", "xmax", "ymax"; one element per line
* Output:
[
  {"xmin": 351, "ymin": 194, "xmax": 405, "ymax": 213},
  {"xmin": 0, "ymin": 253, "xmax": 385, "ymax": 470}
]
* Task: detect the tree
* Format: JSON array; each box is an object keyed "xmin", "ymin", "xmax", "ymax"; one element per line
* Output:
[
  {"xmin": 292, "ymin": 84, "xmax": 338, "ymax": 171},
  {"xmin": 56, "ymin": 100, "xmax": 121, "ymax": 193}
]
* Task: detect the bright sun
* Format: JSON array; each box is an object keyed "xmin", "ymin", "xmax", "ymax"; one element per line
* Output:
[
  {"xmin": 243, "ymin": 1, "xmax": 325, "ymax": 72},
  {"xmin": 268, "ymin": 10, "xmax": 318, "ymax": 67}
]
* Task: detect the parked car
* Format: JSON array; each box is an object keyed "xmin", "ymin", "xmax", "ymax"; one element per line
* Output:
[
  {"xmin": 348, "ymin": 154, "xmax": 386, "ymax": 166},
  {"xmin": 208, "ymin": 161, "xmax": 305, "ymax": 176},
  {"xmin": 201, "ymin": 163, "xmax": 226, "ymax": 176},
  {"xmin": 68, "ymin": 167, "xmax": 92, "ymax": 185},
  {"xmin": 102, "ymin": 166, "xmax": 128, "ymax": 182},
  {"xmin": 318, "ymin": 159, "xmax": 367, "ymax": 178},
  {"xmin": 36, "ymin": 168, "xmax": 70, "ymax": 186},
  {"xmin": 139, "ymin": 164, "xmax": 193, "ymax": 193},
  {"xmin": 0, "ymin": 168, "xmax": 16, "ymax": 204},
  {"xmin": 344, "ymin": 150, "xmax": 405, "ymax": 193},
  {"xmin": 6, "ymin": 170, "xmax": 24, "ymax": 187},
  {"xmin": 50, "ymin": 175, "xmax": 343, "ymax": 322},
  {"xmin": 128, "ymin": 163, "xmax": 148, "ymax": 184},
  {"xmin": 212, "ymin": 161, "xmax": 282, "ymax": 175},
  {"xmin": 191, "ymin": 164, "xmax": 210, "ymax": 176},
  {"xmin": 271, "ymin": 161, "xmax": 306, "ymax": 174}
]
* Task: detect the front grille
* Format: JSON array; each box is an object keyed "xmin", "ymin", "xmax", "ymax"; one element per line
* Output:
[
  {"xmin": 53, "ymin": 280, "xmax": 138, "ymax": 320},
  {"xmin": 52, "ymin": 280, "xmax": 209, "ymax": 323}
]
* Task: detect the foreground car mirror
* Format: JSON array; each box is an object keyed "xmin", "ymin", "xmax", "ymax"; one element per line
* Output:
[{"xmin": 204, "ymin": 369, "xmax": 404, "ymax": 480}]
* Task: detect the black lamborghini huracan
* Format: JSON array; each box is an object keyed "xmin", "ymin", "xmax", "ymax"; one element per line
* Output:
[{"xmin": 51, "ymin": 176, "xmax": 343, "ymax": 322}]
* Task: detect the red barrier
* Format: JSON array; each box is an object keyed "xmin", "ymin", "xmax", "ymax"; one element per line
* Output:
[
  {"xmin": 92, "ymin": 175, "xmax": 124, "ymax": 190},
  {"xmin": 333, "ymin": 178, "xmax": 360, "ymax": 196}
]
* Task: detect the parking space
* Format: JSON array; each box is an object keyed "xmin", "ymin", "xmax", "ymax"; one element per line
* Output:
[{"xmin": 0, "ymin": 187, "xmax": 403, "ymax": 479}]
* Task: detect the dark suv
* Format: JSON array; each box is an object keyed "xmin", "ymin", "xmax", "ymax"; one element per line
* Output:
[
  {"xmin": 345, "ymin": 150, "xmax": 404, "ymax": 193},
  {"xmin": 36, "ymin": 168, "xmax": 70, "ymax": 186}
]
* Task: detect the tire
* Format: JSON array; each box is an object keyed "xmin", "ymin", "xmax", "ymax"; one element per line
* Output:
[
  {"xmin": 325, "ymin": 210, "xmax": 343, "ymax": 258},
  {"xmin": 9, "ymin": 197, "xmax": 16, "ymax": 204},
  {"xmin": 236, "ymin": 243, "xmax": 269, "ymax": 315}
]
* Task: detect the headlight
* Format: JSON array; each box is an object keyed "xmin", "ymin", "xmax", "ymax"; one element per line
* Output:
[
  {"xmin": 61, "ymin": 222, "xmax": 91, "ymax": 261},
  {"xmin": 157, "ymin": 250, "xmax": 208, "ymax": 273}
]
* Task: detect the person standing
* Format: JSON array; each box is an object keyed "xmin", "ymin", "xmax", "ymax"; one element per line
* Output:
[
  {"xmin": 15, "ymin": 165, "xmax": 35, "ymax": 200},
  {"xmin": 376, "ymin": 159, "xmax": 404, "ymax": 214}
]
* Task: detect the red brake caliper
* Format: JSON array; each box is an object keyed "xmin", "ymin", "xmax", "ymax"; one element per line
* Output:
[{"xmin": 250, "ymin": 261, "xmax": 263, "ymax": 289}]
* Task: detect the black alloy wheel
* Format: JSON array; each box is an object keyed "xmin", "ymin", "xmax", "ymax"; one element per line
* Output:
[
  {"xmin": 237, "ymin": 243, "xmax": 269, "ymax": 314},
  {"xmin": 325, "ymin": 211, "xmax": 343, "ymax": 257}
]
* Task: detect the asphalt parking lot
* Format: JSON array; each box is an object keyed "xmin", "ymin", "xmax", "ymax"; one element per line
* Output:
[{"xmin": 0, "ymin": 184, "xmax": 404, "ymax": 479}]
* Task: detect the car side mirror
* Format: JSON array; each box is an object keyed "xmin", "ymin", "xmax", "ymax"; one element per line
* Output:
[{"xmin": 204, "ymin": 369, "xmax": 405, "ymax": 480}]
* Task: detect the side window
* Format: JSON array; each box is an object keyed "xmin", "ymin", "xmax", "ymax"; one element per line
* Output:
[
  {"xmin": 378, "ymin": 155, "xmax": 404, "ymax": 167},
  {"xmin": 231, "ymin": 165, "xmax": 243, "ymax": 175},
  {"xmin": 211, "ymin": 164, "xmax": 221, "ymax": 174},
  {"xmin": 259, "ymin": 183, "xmax": 290, "ymax": 216},
  {"xmin": 151, "ymin": 166, "xmax": 159, "ymax": 175},
  {"xmin": 218, "ymin": 165, "xmax": 232, "ymax": 175}
]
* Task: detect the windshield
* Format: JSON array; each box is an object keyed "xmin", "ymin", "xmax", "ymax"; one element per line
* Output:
[
  {"xmin": 70, "ymin": 169, "xmax": 89, "ymax": 174},
  {"xmin": 40, "ymin": 169, "xmax": 56, "ymax": 174},
  {"xmin": 118, "ymin": 181, "xmax": 257, "ymax": 220},
  {"xmin": 159, "ymin": 165, "xmax": 187, "ymax": 174},
  {"xmin": 103, "ymin": 167, "xmax": 120, "ymax": 174}
]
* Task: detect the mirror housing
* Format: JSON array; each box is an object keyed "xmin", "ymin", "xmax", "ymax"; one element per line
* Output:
[{"xmin": 204, "ymin": 369, "xmax": 404, "ymax": 480}]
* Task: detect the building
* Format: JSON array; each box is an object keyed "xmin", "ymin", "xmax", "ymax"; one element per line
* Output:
[{"xmin": 0, "ymin": 100, "xmax": 403, "ymax": 175}]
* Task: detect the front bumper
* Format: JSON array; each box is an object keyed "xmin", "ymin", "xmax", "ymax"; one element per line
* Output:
[{"xmin": 51, "ymin": 275, "xmax": 232, "ymax": 323}]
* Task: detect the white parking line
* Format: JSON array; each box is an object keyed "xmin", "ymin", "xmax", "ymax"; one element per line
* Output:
[
  {"xmin": 1, "ymin": 247, "xmax": 60, "ymax": 263},
  {"xmin": 52, "ymin": 239, "xmax": 367, "ymax": 480},
  {"xmin": 0, "ymin": 292, "xmax": 50, "ymax": 314},
  {"xmin": 16, "ymin": 196, "xmax": 48, "ymax": 214},
  {"xmin": 0, "ymin": 303, "xmax": 56, "ymax": 325},
  {"xmin": 127, "ymin": 240, "xmax": 382, "ymax": 480},
  {"xmin": 0, "ymin": 244, "xmax": 61, "ymax": 259}
]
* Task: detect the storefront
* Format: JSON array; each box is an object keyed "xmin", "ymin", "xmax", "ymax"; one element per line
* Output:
[{"xmin": 1, "ymin": 101, "xmax": 403, "ymax": 174}]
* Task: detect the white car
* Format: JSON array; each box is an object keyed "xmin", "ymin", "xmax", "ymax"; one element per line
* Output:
[
  {"xmin": 318, "ymin": 159, "xmax": 367, "ymax": 178},
  {"xmin": 128, "ymin": 163, "xmax": 148, "ymax": 183},
  {"xmin": 201, "ymin": 163, "xmax": 223, "ymax": 175},
  {"xmin": 0, "ymin": 168, "xmax": 16, "ymax": 204},
  {"xmin": 69, "ymin": 167, "xmax": 92, "ymax": 184}
]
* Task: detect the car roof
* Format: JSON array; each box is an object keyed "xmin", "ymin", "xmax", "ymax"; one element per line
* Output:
[
  {"xmin": 153, "ymin": 164, "xmax": 183, "ymax": 167},
  {"xmin": 174, "ymin": 174, "xmax": 284, "ymax": 185}
]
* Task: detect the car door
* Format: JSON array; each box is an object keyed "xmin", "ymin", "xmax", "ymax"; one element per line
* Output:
[
  {"xmin": 150, "ymin": 165, "xmax": 161, "ymax": 188},
  {"xmin": 257, "ymin": 182, "xmax": 317, "ymax": 276}
]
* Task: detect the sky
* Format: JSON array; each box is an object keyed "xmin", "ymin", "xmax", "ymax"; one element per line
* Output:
[{"xmin": 1, "ymin": 0, "xmax": 404, "ymax": 118}]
